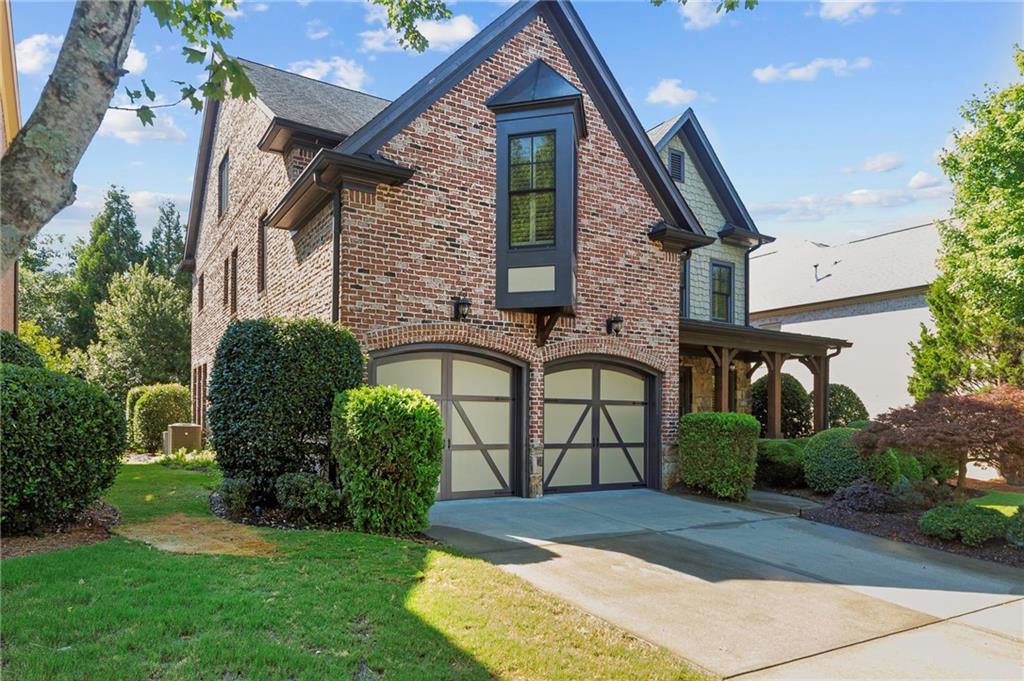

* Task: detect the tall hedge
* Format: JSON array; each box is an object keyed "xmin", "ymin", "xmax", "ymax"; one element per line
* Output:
[
  {"xmin": 207, "ymin": 318, "xmax": 363, "ymax": 497},
  {"xmin": 333, "ymin": 386, "xmax": 444, "ymax": 534},
  {"xmin": 1, "ymin": 330, "xmax": 44, "ymax": 368},
  {"xmin": 751, "ymin": 373, "xmax": 812, "ymax": 438},
  {"xmin": 125, "ymin": 385, "xmax": 150, "ymax": 450},
  {"xmin": 678, "ymin": 412, "xmax": 760, "ymax": 500},
  {"xmin": 133, "ymin": 384, "xmax": 191, "ymax": 452},
  {"xmin": 1, "ymin": 365, "xmax": 125, "ymax": 534}
]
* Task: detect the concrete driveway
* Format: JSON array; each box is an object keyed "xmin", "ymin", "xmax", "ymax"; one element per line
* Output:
[{"xmin": 426, "ymin": 490, "xmax": 1023, "ymax": 680}]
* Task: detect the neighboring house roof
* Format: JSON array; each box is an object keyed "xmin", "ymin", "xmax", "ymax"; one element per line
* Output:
[
  {"xmin": 646, "ymin": 109, "xmax": 770, "ymax": 244},
  {"xmin": 749, "ymin": 222, "xmax": 942, "ymax": 314}
]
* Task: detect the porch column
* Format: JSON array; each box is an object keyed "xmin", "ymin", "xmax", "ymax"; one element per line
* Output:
[
  {"xmin": 760, "ymin": 351, "xmax": 787, "ymax": 439},
  {"xmin": 707, "ymin": 346, "xmax": 737, "ymax": 412},
  {"xmin": 801, "ymin": 355, "xmax": 831, "ymax": 432}
]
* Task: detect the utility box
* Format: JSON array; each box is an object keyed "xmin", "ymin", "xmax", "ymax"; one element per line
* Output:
[{"xmin": 163, "ymin": 422, "xmax": 203, "ymax": 456}]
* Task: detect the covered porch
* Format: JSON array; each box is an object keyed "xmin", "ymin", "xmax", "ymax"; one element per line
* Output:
[{"xmin": 679, "ymin": 319, "xmax": 852, "ymax": 437}]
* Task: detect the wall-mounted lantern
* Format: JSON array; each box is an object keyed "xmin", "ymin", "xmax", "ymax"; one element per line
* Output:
[
  {"xmin": 605, "ymin": 315, "xmax": 624, "ymax": 335},
  {"xmin": 452, "ymin": 296, "xmax": 471, "ymax": 322}
]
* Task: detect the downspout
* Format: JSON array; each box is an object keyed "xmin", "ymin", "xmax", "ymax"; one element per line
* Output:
[
  {"xmin": 744, "ymin": 235, "xmax": 767, "ymax": 327},
  {"xmin": 313, "ymin": 169, "xmax": 342, "ymax": 323}
]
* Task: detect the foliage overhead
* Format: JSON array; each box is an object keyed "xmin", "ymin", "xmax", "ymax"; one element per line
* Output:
[
  {"xmin": 751, "ymin": 372, "xmax": 813, "ymax": 438},
  {"xmin": 16, "ymin": 320, "xmax": 69, "ymax": 372},
  {"xmin": 146, "ymin": 201, "xmax": 190, "ymax": 291},
  {"xmin": 677, "ymin": 412, "xmax": 760, "ymax": 500}
]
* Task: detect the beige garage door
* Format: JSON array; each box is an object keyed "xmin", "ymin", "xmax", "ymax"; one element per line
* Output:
[
  {"xmin": 373, "ymin": 351, "xmax": 516, "ymax": 500},
  {"xmin": 543, "ymin": 362, "xmax": 648, "ymax": 493}
]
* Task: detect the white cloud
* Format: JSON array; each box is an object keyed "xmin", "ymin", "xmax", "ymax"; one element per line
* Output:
[
  {"xmin": 251, "ymin": 2, "xmax": 270, "ymax": 11},
  {"xmin": 679, "ymin": 1, "xmax": 723, "ymax": 31},
  {"xmin": 98, "ymin": 96, "xmax": 187, "ymax": 144},
  {"xmin": 819, "ymin": 1, "xmax": 878, "ymax": 23},
  {"xmin": 15, "ymin": 34, "xmax": 63, "ymax": 75},
  {"xmin": 360, "ymin": 8, "xmax": 478, "ymax": 53},
  {"xmin": 306, "ymin": 19, "xmax": 330, "ymax": 40},
  {"xmin": 124, "ymin": 43, "xmax": 147, "ymax": 75},
  {"xmin": 841, "ymin": 151, "xmax": 903, "ymax": 173},
  {"xmin": 296, "ymin": 0, "xmax": 312, "ymax": 5},
  {"xmin": 752, "ymin": 56, "xmax": 871, "ymax": 83},
  {"xmin": 751, "ymin": 183, "xmax": 950, "ymax": 223},
  {"xmin": 646, "ymin": 79, "xmax": 699, "ymax": 106},
  {"xmin": 287, "ymin": 57, "xmax": 370, "ymax": 90},
  {"xmin": 908, "ymin": 171, "xmax": 943, "ymax": 189}
]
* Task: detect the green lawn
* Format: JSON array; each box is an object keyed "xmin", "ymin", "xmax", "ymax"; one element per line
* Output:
[
  {"xmin": 968, "ymin": 491, "xmax": 1024, "ymax": 517},
  {"xmin": 2, "ymin": 465, "xmax": 706, "ymax": 680}
]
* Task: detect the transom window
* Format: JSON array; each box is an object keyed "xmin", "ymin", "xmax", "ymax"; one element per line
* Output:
[
  {"xmin": 509, "ymin": 132, "xmax": 555, "ymax": 248},
  {"xmin": 711, "ymin": 262, "xmax": 733, "ymax": 323}
]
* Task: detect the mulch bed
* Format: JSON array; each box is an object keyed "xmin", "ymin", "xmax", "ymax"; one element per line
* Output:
[
  {"xmin": 803, "ymin": 504, "xmax": 1024, "ymax": 569},
  {"xmin": 2, "ymin": 501, "xmax": 120, "ymax": 560}
]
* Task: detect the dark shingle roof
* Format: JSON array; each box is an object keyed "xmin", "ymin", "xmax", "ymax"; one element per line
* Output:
[{"xmin": 238, "ymin": 58, "xmax": 390, "ymax": 138}]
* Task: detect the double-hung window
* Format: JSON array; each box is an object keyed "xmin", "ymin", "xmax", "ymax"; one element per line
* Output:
[
  {"xmin": 509, "ymin": 133, "xmax": 556, "ymax": 248},
  {"xmin": 710, "ymin": 261, "xmax": 733, "ymax": 323}
]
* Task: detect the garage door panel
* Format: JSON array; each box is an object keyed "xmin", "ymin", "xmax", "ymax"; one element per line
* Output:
[
  {"xmin": 376, "ymin": 357, "xmax": 442, "ymax": 395},
  {"xmin": 546, "ymin": 447, "xmax": 592, "ymax": 488},
  {"xmin": 599, "ymin": 447, "xmax": 644, "ymax": 485},
  {"xmin": 600, "ymin": 369, "xmax": 644, "ymax": 401},
  {"xmin": 453, "ymin": 359, "xmax": 510, "ymax": 397},
  {"xmin": 451, "ymin": 449, "xmax": 508, "ymax": 494},
  {"xmin": 600, "ymin": 404, "xmax": 645, "ymax": 444},
  {"xmin": 543, "ymin": 403, "xmax": 591, "ymax": 444},
  {"xmin": 545, "ymin": 368, "xmax": 592, "ymax": 399},
  {"xmin": 452, "ymin": 400, "xmax": 510, "ymax": 446}
]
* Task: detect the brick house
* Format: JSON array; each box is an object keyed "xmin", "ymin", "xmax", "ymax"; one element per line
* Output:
[{"xmin": 183, "ymin": 0, "xmax": 849, "ymax": 500}]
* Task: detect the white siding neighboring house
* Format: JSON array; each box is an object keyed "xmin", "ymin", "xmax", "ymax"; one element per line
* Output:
[{"xmin": 749, "ymin": 222, "xmax": 941, "ymax": 417}]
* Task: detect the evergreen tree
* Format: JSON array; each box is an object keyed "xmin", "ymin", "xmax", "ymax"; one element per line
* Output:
[
  {"xmin": 65, "ymin": 186, "xmax": 144, "ymax": 348},
  {"xmin": 146, "ymin": 201, "xmax": 189, "ymax": 290}
]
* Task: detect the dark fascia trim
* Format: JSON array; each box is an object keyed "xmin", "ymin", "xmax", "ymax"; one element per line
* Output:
[
  {"xmin": 719, "ymin": 223, "xmax": 775, "ymax": 247},
  {"xmin": 650, "ymin": 108, "xmax": 763, "ymax": 238},
  {"xmin": 257, "ymin": 116, "xmax": 347, "ymax": 154},
  {"xmin": 339, "ymin": 0, "xmax": 706, "ymax": 238},
  {"xmin": 648, "ymin": 221, "xmax": 715, "ymax": 253},
  {"xmin": 181, "ymin": 99, "xmax": 221, "ymax": 273},
  {"xmin": 265, "ymin": 148, "xmax": 414, "ymax": 230},
  {"xmin": 679, "ymin": 318, "xmax": 852, "ymax": 356},
  {"xmin": 488, "ymin": 95, "xmax": 588, "ymax": 138}
]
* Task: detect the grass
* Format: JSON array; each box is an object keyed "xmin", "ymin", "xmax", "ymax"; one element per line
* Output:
[
  {"xmin": 968, "ymin": 491, "xmax": 1024, "ymax": 517},
  {"xmin": 2, "ymin": 465, "xmax": 707, "ymax": 681}
]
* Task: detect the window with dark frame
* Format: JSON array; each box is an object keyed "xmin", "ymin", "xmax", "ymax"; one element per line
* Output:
[
  {"xmin": 218, "ymin": 152, "xmax": 229, "ymax": 217},
  {"xmin": 728, "ymin": 365, "xmax": 737, "ymax": 412},
  {"xmin": 680, "ymin": 365, "xmax": 693, "ymax": 414},
  {"xmin": 256, "ymin": 218, "xmax": 267, "ymax": 293},
  {"xmin": 509, "ymin": 132, "xmax": 556, "ymax": 248},
  {"xmin": 230, "ymin": 247, "xmax": 238, "ymax": 315},
  {"xmin": 222, "ymin": 257, "xmax": 229, "ymax": 308},
  {"xmin": 197, "ymin": 273, "xmax": 204, "ymax": 311},
  {"xmin": 711, "ymin": 262, "xmax": 733, "ymax": 323},
  {"xmin": 668, "ymin": 149, "xmax": 684, "ymax": 182}
]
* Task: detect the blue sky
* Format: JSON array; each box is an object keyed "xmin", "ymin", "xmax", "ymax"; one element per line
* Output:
[{"xmin": 11, "ymin": 0, "xmax": 1023, "ymax": 248}]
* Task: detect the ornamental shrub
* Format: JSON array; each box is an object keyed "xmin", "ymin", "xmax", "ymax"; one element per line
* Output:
[
  {"xmin": 678, "ymin": 412, "xmax": 760, "ymax": 500},
  {"xmin": 756, "ymin": 439, "xmax": 805, "ymax": 488},
  {"xmin": 333, "ymin": 386, "xmax": 444, "ymax": 534},
  {"xmin": 865, "ymin": 449, "xmax": 901, "ymax": 490},
  {"xmin": 802, "ymin": 427, "xmax": 864, "ymax": 493},
  {"xmin": 893, "ymin": 450, "xmax": 924, "ymax": 482},
  {"xmin": 0, "ymin": 329, "xmax": 44, "ymax": 368},
  {"xmin": 275, "ymin": 473, "xmax": 344, "ymax": 525},
  {"xmin": 219, "ymin": 478, "xmax": 254, "ymax": 518},
  {"xmin": 919, "ymin": 503, "xmax": 1007, "ymax": 547},
  {"xmin": 1, "ymin": 364, "xmax": 125, "ymax": 534},
  {"xmin": 812, "ymin": 383, "xmax": 869, "ymax": 428},
  {"xmin": 133, "ymin": 384, "xmax": 191, "ymax": 453},
  {"xmin": 848, "ymin": 419, "xmax": 872, "ymax": 430},
  {"xmin": 125, "ymin": 385, "xmax": 150, "ymax": 450},
  {"xmin": 829, "ymin": 479, "xmax": 906, "ymax": 514},
  {"xmin": 917, "ymin": 452, "xmax": 957, "ymax": 483},
  {"xmin": 1005, "ymin": 507, "xmax": 1024, "ymax": 547},
  {"xmin": 208, "ymin": 318, "xmax": 363, "ymax": 499},
  {"xmin": 751, "ymin": 373, "xmax": 812, "ymax": 438}
]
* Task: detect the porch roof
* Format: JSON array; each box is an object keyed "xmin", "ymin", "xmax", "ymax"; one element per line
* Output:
[{"xmin": 679, "ymin": 319, "xmax": 851, "ymax": 358}]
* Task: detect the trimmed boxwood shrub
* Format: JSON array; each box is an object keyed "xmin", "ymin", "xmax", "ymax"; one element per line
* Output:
[
  {"xmin": 332, "ymin": 386, "xmax": 443, "ymax": 534},
  {"xmin": 865, "ymin": 449, "xmax": 901, "ymax": 489},
  {"xmin": 275, "ymin": 472, "xmax": 344, "ymax": 525},
  {"xmin": 125, "ymin": 385, "xmax": 150, "ymax": 450},
  {"xmin": 919, "ymin": 503, "xmax": 1007, "ymax": 547},
  {"xmin": 208, "ymin": 318, "xmax": 363, "ymax": 499},
  {"xmin": 1, "ymin": 329, "xmax": 44, "ymax": 368},
  {"xmin": 756, "ymin": 439, "xmax": 805, "ymax": 488},
  {"xmin": 1, "ymin": 364, "xmax": 125, "ymax": 534},
  {"xmin": 133, "ymin": 383, "xmax": 191, "ymax": 453},
  {"xmin": 893, "ymin": 450, "xmax": 924, "ymax": 482},
  {"xmin": 751, "ymin": 373, "xmax": 812, "ymax": 439},
  {"xmin": 802, "ymin": 427, "xmax": 864, "ymax": 493},
  {"xmin": 848, "ymin": 419, "xmax": 873, "ymax": 430},
  {"xmin": 812, "ymin": 383, "xmax": 869, "ymax": 428},
  {"xmin": 1005, "ymin": 507, "xmax": 1024, "ymax": 547},
  {"xmin": 678, "ymin": 412, "xmax": 760, "ymax": 500}
]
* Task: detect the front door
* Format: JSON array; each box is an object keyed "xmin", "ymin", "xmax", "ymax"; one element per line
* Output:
[
  {"xmin": 373, "ymin": 351, "xmax": 517, "ymax": 500},
  {"xmin": 543, "ymin": 362, "xmax": 649, "ymax": 493}
]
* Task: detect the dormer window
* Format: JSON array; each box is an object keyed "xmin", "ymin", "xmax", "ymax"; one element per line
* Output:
[
  {"xmin": 668, "ymin": 149, "xmax": 684, "ymax": 182},
  {"xmin": 510, "ymin": 133, "xmax": 556, "ymax": 248}
]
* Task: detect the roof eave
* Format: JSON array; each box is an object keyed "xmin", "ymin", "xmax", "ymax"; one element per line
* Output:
[{"xmin": 257, "ymin": 117, "xmax": 347, "ymax": 154}]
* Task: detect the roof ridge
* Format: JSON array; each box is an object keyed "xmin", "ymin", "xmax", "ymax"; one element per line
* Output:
[
  {"xmin": 645, "ymin": 113, "xmax": 682, "ymax": 133},
  {"xmin": 236, "ymin": 56, "xmax": 391, "ymax": 103},
  {"xmin": 845, "ymin": 221, "xmax": 938, "ymax": 244}
]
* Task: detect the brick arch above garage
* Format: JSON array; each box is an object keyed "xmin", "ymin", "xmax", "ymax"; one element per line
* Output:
[
  {"xmin": 540, "ymin": 336, "xmax": 672, "ymax": 377},
  {"xmin": 363, "ymin": 323, "xmax": 541, "ymax": 367}
]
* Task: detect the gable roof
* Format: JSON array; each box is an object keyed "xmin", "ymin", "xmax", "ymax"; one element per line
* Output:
[
  {"xmin": 338, "ymin": 0, "xmax": 710, "ymax": 242},
  {"xmin": 749, "ymin": 222, "xmax": 941, "ymax": 314},
  {"xmin": 486, "ymin": 58, "xmax": 582, "ymax": 109},
  {"xmin": 647, "ymin": 109, "xmax": 768, "ymax": 242}
]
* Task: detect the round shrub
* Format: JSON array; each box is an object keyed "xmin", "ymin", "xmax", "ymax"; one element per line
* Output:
[
  {"xmin": 802, "ymin": 427, "xmax": 864, "ymax": 493},
  {"xmin": 125, "ymin": 385, "xmax": 150, "ymax": 450},
  {"xmin": 756, "ymin": 439, "xmax": 805, "ymax": 488},
  {"xmin": 275, "ymin": 472, "xmax": 344, "ymax": 525},
  {"xmin": 893, "ymin": 450, "xmax": 924, "ymax": 482},
  {"xmin": 133, "ymin": 384, "xmax": 191, "ymax": 453},
  {"xmin": 813, "ymin": 384, "xmax": 868, "ymax": 428},
  {"xmin": 208, "ymin": 318, "xmax": 363, "ymax": 499},
  {"xmin": 678, "ymin": 412, "xmax": 760, "ymax": 500},
  {"xmin": 865, "ymin": 449, "xmax": 900, "ymax": 489},
  {"xmin": 1005, "ymin": 507, "xmax": 1024, "ymax": 547},
  {"xmin": 332, "ymin": 386, "xmax": 443, "ymax": 534},
  {"xmin": 1, "ymin": 364, "xmax": 125, "ymax": 534},
  {"xmin": 1, "ymin": 329, "xmax": 44, "ymax": 368},
  {"xmin": 919, "ymin": 503, "xmax": 1007, "ymax": 547},
  {"xmin": 751, "ymin": 373, "xmax": 812, "ymax": 439}
]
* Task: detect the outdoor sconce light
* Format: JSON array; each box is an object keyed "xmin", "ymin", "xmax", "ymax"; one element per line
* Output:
[
  {"xmin": 452, "ymin": 296, "xmax": 471, "ymax": 321},
  {"xmin": 606, "ymin": 315, "xmax": 624, "ymax": 335}
]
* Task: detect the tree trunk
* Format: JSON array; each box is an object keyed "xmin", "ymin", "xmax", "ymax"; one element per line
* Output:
[
  {"xmin": 956, "ymin": 456, "xmax": 968, "ymax": 491},
  {"xmin": 1, "ymin": 0, "xmax": 141, "ymax": 274}
]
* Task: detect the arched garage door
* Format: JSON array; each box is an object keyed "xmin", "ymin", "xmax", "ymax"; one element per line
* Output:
[
  {"xmin": 371, "ymin": 349, "xmax": 521, "ymax": 500},
  {"xmin": 543, "ymin": 361, "xmax": 653, "ymax": 493}
]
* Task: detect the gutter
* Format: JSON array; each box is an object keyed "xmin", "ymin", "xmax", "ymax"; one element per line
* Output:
[
  {"xmin": 744, "ymin": 234, "xmax": 769, "ymax": 326},
  {"xmin": 312, "ymin": 169, "xmax": 342, "ymax": 323}
]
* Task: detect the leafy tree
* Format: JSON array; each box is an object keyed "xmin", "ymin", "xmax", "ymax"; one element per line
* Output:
[
  {"xmin": 17, "ymin": 320, "xmax": 70, "ymax": 373},
  {"xmin": 0, "ymin": 0, "xmax": 755, "ymax": 270},
  {"xmin": 146, "ymin": 201, "xmax": 189, "ymax": 290},
  {"xmin": 78, "ymin": 263, "xmax": 190, "ymax": 404},
  {"xmin": 910, "ymin": 47, "xmax": 1024, "ymax": 398},
  {"xmin": 65, "ymin": 187, "xmax": 145, "ymax": 348}
]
